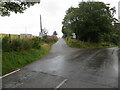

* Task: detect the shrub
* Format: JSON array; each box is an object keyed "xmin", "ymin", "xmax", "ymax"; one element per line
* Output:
[
  {"xmin": 20, "ymin": 39, "xmax": 32, "ymax": 50},
  {"xmin": 11, "ymin": 39, "xmax": 22, "ymax": 51},
  {"xmin": 2, "ymin": 34, "xmax": 57, "ymax": 52},
  {"xmin": 32, "ymin": 37, "xmax": 41, "ymax": 49},
  {"xmin": 42, "ymin": 37, "xmax": 57, "ymax": 44},
  {"xmin": 65, "ymin": 37, "xmax": 116, "ymax": 49},
  {"xmin": 2, "ymin": 36, "xmax": 12, "ymax": 52},
  {"xmin": 110, "ymin": 34, "xmax": 119, "ymax": 45}
]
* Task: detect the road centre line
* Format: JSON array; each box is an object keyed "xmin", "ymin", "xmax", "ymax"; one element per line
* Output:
[{"xmin": 0, "ymin": 69, "xmax": 20, "ymax": 79}]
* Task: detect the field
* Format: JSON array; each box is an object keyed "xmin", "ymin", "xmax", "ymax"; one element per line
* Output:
[{"xmin": 1, "ymin": 34, "xmax": 34, "ymax": 39}]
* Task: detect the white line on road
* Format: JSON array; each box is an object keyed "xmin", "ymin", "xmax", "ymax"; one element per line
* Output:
[
  {"xmin": 55, "ymin": 79, "xmax": 68, "ymax": 90},
  {"xmin": 0, "ymin": 69, "xmax": 20, "ymax": 79}
]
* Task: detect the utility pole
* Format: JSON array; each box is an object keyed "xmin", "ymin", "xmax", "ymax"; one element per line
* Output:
[
  {"xmin": 40, "ymin": 15, "xmax": 42, "ymax": 33},
  {"xmin": 40, "ymin": 15, "xmax": 43, "ymax": 38}
]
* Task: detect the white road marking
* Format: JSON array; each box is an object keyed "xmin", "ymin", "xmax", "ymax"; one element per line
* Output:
[
  {"xmin": 55, "ymin": 79, "xmax": 68, "ymax": 90},
  {"xmin": 0, "ymin": 69, "xmax": 20, "ymax": 79}
]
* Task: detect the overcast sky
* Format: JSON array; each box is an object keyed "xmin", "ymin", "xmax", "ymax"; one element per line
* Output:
[{"xmin": 0, "ymin": 0, "xmax": 120, "ymax": 37}]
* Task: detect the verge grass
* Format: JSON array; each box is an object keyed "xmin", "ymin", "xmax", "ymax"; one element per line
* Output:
[
  {"xmin": 64, "ymin": 37, "xmax": 117, "ymax": 49},
  {"xmin": 118, "ymin": 49, "xmax": 120, "ymax": 61},
  {"xmin": 2, "ymin": 43, "xmax": 51, "ymax": 75},
  {"xmin": 2, "ymin": 34, "xmax": 58, "ymax": 75}
]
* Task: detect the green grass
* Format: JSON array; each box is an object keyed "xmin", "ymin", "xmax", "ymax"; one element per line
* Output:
[
  {"xmin": 64, "ymin": 37, "xmax": 117, "ymax": 49},
  {"xmin": 2, "ymin": 45, "xmax": 51, "ymax": 75},
  {"xmin": 2, "ymin": 34, "xmax": 58, "ymax": 75},
  {"xmin": 0, "ymin": 49, "xmax": 2, "ymax": 76},
  {"xmin": 118, "ymin": 49, "xmax": 120, "ymax": 61}
]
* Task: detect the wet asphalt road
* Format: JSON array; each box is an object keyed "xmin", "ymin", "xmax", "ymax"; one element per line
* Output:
[{"xmin": 2, "ymin": 38, "xmax": 119, "ymax": 88}]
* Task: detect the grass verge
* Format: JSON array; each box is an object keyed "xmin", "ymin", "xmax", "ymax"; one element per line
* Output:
[
  {"xmin": 64, "ymin": 37, "xmax": 117, "ymax": 49},
  {"xmin": 2, "ymin": 43, "xmax": 51, "ymax": 75},
  {"xmin": 118, "ymin": 49, "xmax": 120, "ymax": 61}
]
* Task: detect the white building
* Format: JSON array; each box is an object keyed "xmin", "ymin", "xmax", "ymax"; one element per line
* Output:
[{"xmin": 118, "ymin": 1, "xmax": 120, "ymax": 22}]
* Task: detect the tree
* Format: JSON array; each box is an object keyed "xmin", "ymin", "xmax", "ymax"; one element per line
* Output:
[
  {"xmin": 53, "ymin": 31, "xmax": 57, "ymax": 36},
  {"xmin": 62, "ymin": 1, "xmax": 117, "ymax": 42},
  {"xmin": 113, "ymin": 23, "xmax": 120, "ymax": 44},
  {"xmin": 0, "ymin": 1, "xmax": 39, "ymax": 16},
  {"xmin": 62, "ymin": 7, "xmax": 79, "ymax": 37}
]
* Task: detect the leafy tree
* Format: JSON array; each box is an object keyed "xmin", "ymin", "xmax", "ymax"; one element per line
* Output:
[
  {"xmin": 114, "ymin": 23, "xmax": 120, "ymax": 31},
  {"xmin": 0, "ymin": 1, "xmax": 39, "ymax": 16},
  {"xmin": 113, "ymin": 23, "xmax": 120, "ymax": 44},
  {"xmin": 62, "ymin": 1, "xmax": 117, "ymax": 42},
  {"xmin": 62, "ymin": 7, "xmax": 78, "ymax": 37},
  {"xmin": 53, "ymin": 31, "xmax": 58, "ymax": 35}
]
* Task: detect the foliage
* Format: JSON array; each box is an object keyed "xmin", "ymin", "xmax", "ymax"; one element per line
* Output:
[
  {"xmin": 11, "ymin": 39, "xmax": 22, "ymax": 51},
  {"xmin": 2, "ymin": 34, "xmax": 58, "ymax": 52},
  {"xmin": 2, "ymin": 47, "xmax": 50, "ymax": 75},
  {"xmin": 21, "ymin": 39, "xmax": 33, "ymax": 50},
  {"xmin": 65, "ymin": 37, "xmax": 116, "ymax": 49},
  {"xmin": 2, "ymin": 34, "xmax": 58, "ymax": 75},
  {"xmin": 2, "ymin": 36, "xmax": 33, "ymax": 52},
  {"xmin": 0, "ymin": 2, "xmax": 39, "ymax": 16},
  {"xmin": 62, "ymin": 1, "xmax": 118, "ymax": 43},
  {"xmin": 32, "ymin": 37, "xmax": 41, "ymax": 49},
  {"xmin": 118, "ymin": 50, "xmax": 120, "ymax": 61},
  {"xmin": 2, "ymin": 36, "xmax": 11, "ymax": 52},
  {"xmin": 42, "ymin": 36, "xmax": 58, "ymax": 44},
  {"xmin": 113, "ymin": 23, "xmax": 120, "ymax": 39}
]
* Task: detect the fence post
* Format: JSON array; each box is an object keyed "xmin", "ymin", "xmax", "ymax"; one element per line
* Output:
[
  {"xmin": 18, "ymin": 35, "xmax": 20, "ymax": 39},
  {"xmin": 8, "ymin": 34, "xmax": 11, "ymax": 45},
  {"xmin": 9, "ymin": 34, "xmax": 11, "ymax": 40}
]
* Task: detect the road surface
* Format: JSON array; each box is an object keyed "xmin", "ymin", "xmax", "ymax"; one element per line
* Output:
[{"xmin": 2, "ymin": 38, "xmax": 119, "ymax": 88}]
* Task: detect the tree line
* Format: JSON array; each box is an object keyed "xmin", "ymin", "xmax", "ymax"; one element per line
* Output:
[{"xmin": 62, "ymin": 1, "xmax": 120, "ymax": 45}]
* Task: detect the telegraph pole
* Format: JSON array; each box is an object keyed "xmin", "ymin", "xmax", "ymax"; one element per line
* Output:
[
  {"xmin": 40, "ymin": 15, "xmax": 42, "ymax": 33},
  {"xmin": 40, "ymin": 15, "xmax": 43, "ymax": 38}
]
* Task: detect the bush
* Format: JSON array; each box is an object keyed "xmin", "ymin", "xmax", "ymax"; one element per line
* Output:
[
  {"xmin": 42, "ymin": 37, "xmax": 57, "ymax": 44},
  {"xmin": 100, "ymin": 33, "xmax": 119, "ymax": 45},
  {"xmin": 2, "ymin": 36, "xmax": 41, "ymax": 52},
  {"xmin": 2, "ymin": 34, "xmax": 58, "ymax": 52},
  {"xmin": 11, "ymin": 39, "xmax": 22, "ymax": 51},
  {"xmin": 110, "ymin": 34, "xmax": 119, "ymax": 45},
  {"xmin": 65, "ymin": 37, "xmax": 116, "ymax": 49},
  {"xmin": 21, "ymin": 39, "xmax": 33, "ymax": 50},
  {"xmin": 2, "ymin": 36, "xmax": 12, "ymax": 52},
  {"xmin": 32, "ymin": 37, "xmax": 41, "ymax": 49}
]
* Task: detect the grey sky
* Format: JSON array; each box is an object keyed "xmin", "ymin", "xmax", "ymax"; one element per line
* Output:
[{"xmin": 0, "ymin": 0, "xmax": 119, "ymax": 37}]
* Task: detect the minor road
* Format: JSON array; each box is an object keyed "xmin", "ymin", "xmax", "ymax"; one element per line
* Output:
[{"xmin": 2, "ymin": 38, "xmax": 119, "ymax": 88}]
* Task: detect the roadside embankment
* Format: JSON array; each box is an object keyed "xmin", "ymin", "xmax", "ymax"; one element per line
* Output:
[
  {"xmin": 64, "ymin": 37, "xmax": 118, "ymax": 49},
  {"xmin": 2, "ymin": 34, "xmax": 58, "ymax": 75}
]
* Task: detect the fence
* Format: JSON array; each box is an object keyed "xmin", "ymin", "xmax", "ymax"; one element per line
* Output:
[
  {"xmin": 1, "ymin": 34, "xmax": 41, "ymax": 52},
  {"xmin": 1, "ymin": 34, "xmax": 37, "ymax": 40}
]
